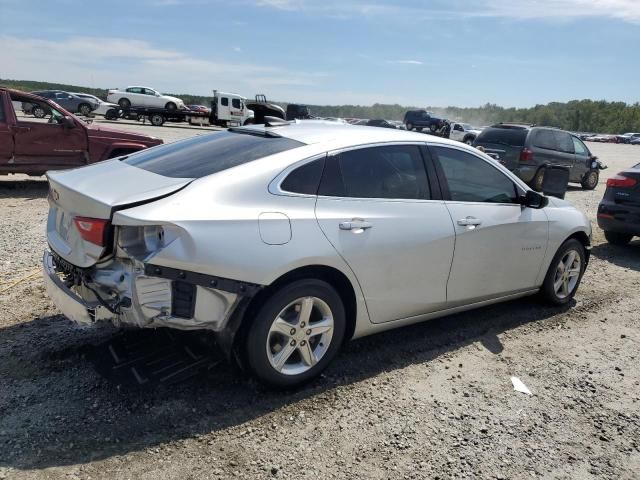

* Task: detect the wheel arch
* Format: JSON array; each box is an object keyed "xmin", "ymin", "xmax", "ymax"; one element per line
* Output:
[
  {"xmin": 565, "ymin": 230, "xmax": 591, "ymax": 264},
  {"xmin": 230, "ymin": 264, "xmax": 359, "ymax": 363}
]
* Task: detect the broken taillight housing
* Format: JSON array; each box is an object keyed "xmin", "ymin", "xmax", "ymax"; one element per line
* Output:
[{"xmin": 74, "ymin": 217, "xmax": 109, "ymax": 246}]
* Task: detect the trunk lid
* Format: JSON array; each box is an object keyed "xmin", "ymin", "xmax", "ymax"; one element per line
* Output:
[{"xmin": 46, "ymin": 159, "xmax": 192, "ymax": 268}]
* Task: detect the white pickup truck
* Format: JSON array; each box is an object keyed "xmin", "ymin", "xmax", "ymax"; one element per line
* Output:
[{"xmin": 449, "ymin": 122, "xmax": 482, "ymax": 145}]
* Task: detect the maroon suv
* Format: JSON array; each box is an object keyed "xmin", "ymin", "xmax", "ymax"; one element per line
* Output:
[{"xmin": 0, "ymin": 88, "xmax": 163, "ymax": 176}]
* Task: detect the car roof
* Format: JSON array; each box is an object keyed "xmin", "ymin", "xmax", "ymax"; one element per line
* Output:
[{"xmin": 233, "ymin": 121, "xmax": 464, "ymax": 150}]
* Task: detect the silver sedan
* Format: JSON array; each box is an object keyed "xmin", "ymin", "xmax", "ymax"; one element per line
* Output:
[{"xmin": 43, "ymin": 122, "xmax": 591, "ymax": 387}]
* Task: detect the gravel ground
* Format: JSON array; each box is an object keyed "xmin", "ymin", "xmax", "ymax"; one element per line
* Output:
[{"xmin": 0, "ymin": 127, "xmax": 639, "ymax": 479}]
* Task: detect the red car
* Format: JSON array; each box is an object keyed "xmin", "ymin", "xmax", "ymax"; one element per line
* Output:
[{"xmin": 0, "ymin": 88, "xmax": 163, "ymax": 176}]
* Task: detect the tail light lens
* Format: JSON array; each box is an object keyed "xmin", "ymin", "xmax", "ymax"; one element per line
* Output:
[
  {"xmin": 606, "ymin": 174, "xmax": 637, "ymax": 188},
  {"xmin": 74, "ymin": 217, "xmax": 109, "ymax": 246},
  {"xmin": 519, "ymin": 148, "xmax": 534, "ymax": 162}
]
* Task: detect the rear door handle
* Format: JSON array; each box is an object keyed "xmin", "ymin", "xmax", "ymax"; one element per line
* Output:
[
  {"xmin": 339, "ymin": 219, "xmax": 373, "ymax": 231},
  {"xmin": 457, "ymin": 216, "xmax": 482, "ymax": 227}
]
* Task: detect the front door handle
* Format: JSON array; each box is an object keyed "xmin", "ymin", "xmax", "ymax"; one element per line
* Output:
[
  {"xmin": 9, "ymin": 126, "xmax": 31, "ymax": 134},
  {"xmin": 339, "ymin": 219, "xmax": 373, "ymax": 231},
  {"xmin": 457, "ymin": 216, "xmax": 482, "ymax": 227}
]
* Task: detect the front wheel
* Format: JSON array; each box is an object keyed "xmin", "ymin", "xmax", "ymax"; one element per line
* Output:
[
  {"xmin": 464, "ymin": 136, "xmax": 475, "ymax": 145},
  {"xmin": 604, "ymin": 231, "xmax": 632, "ymax": 245},
  {"xmin": 244, "ymin": 279, "xmax": 346, "ymax": 388},
  {"xmin": 429, "ymin": 124, "xmax": 438, "ymax": 133},
  {"xmin": 581, "ymin": 169, "xmax": 599, "ymax": 190},
  {"xmin": 406, "ymin": 123, "xmax": 413, "ymax": 131},
  {"xmin": 78, "ymin": 103, "xmax": 92, "ymax": 116},
  {"xmin": 118, "ymin": 98, "xmax": 131, "ymax": 109},
  {"xmin": 540, "ymin": 239, "xmax": 586, "ymax": 305}
]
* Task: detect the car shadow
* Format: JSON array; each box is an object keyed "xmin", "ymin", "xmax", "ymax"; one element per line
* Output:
[
  {"xmin": 590, "ymin": 241, "xmax": 640, "ymax": 271},
  {"xmin": 0, "ymin": 179, "xmax": 48, "ymax": 200},
  {"xmin": 0, "ymin": 295, "xmax": 577, "ymax": 470}
]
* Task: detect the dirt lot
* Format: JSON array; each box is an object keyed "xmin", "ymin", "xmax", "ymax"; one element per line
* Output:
[{"xmin": 0, "ymin": 125, "xmax": 639, "ymax": 480}]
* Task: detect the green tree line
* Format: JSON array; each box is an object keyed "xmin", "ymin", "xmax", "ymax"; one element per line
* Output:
[{"xmin": 2, "ymin": 78, "xmax": 639, "ymax": 134}]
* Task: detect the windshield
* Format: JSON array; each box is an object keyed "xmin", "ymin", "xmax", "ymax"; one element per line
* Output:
[
  {"xmin": 475, "ymin": 128, "xmax": 528, "ymax": 147},
  {"xmin": 123, "ymin": 130, "xmax": 305, "ymax": 178},
  {"xmin": 462, "ymin": 124, "xmax": 473, "ymax": 130}
]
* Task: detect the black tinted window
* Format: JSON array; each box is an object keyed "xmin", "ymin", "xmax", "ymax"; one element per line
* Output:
[
  {"xmin": 433, "ymin": 146, "xmax": 518, "ymax": 203},
  {"xmin": 232, "ymin": 98, "xmax": 241, "ymax": 109},
  {"xmin": 124, "ymin": 131, "xmax": 304, "ymax": 178},
  {"xmin": 221, "ymin": 97, "xmax": 229, "ymax": 107},
  {"xmin": 319, "ymin": 145, "xmax": 429, "ymax": 199},
  {"xmin": 554, "ymin": 131, "xmax": 574, "ymax": 153},
  {"xmin": 281, "ymin": 158, "xmax": 325, "ymax": 195},
  {"xmin": 533, "ymin": 130, "xmax": 559, "ymax": 150},
  {"xmin": 476, "ymin": 128, "xmax": 527, "ymax": 147}
]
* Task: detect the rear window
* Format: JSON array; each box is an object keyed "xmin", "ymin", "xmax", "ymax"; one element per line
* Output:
[
  {"xmin": 476, "ymin": 128, "xmax": 528, "ymax": 147},
  {"xmin": 123, "ymin": 130, "xmax": 304, "ymax": 178}
]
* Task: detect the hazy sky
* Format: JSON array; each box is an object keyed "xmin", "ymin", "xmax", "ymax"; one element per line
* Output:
[{"xmin": 1, "ymin": 0, "xmax": 638, "ymax": 107}]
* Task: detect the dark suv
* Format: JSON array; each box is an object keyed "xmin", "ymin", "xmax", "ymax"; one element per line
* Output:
[
  {"xmin": 474, "ymin": 124, "xmax": 601, "ymax": 191},
  {"xmin": 403, "ymin": 110, "xmax": 444, "ymax": 132}
]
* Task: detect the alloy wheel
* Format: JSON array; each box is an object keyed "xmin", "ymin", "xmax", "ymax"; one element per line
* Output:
[
  {"xmin": 553, "ymin": 250, "xmax": 581, "ymax": 299},
  {"xmin": 266, "ymin": 296, "xmax": 334, "ymax": 376}
]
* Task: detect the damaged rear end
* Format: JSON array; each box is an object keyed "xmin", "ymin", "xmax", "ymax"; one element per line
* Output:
[{"xmin": 43, "ymin": 158, "xmax": 248, "ymax": 331}]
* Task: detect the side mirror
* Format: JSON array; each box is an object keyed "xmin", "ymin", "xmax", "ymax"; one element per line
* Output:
[
  {"xmin": 523, "ymin": 190, "xmax": 549, "ymax": 209},
  {"xmin": 542, "ymin": 165, "xmax": 570, "ymax": 199},
  {"xmin": 62, "ymin": 116, "xmax": 75, "ymax": 129}
]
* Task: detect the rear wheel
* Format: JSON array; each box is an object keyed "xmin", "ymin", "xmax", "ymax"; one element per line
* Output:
[
  {"xmin": 464, "ymin": 135, "xmax": 475, "ymax": 145},
  {"xmin": 540, "ymin": 239, "xmax": 586, "ymax": 305},
  {"xmin": 118, "ymin": 98, "xmax": 131, "ymax": 109},
  {"xmin": 581, "ymin": 170, "xmax": 599, "ymax": 190},
  {"xmin": 604, "ymin": 231, "xmax": 633, "ymax": 245},
  {"xmin": 32, "ymin": 105, "xmax": 46, "ymax": 118},
  {"xmin": 406, "ymin": 123, "xmax": 413, "ymax": 131},
  {"xmin": 149, "ymin": 114, "xmax": 165, "ymax": 126},
  {"xmin": 532, "ymin": 168, "xmax": 545, "ymax": 192},
  {"xmin": 429, "ymin": 123, "xmax": 438, "ymax": 133},
  {"xmin": 244, "ymin": 279, "xmax": 345, "ymax": 388}
]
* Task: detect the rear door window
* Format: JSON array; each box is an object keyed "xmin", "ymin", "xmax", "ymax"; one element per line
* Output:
[
  {"xmin": 123, "ymin": 130, "xmax": 304, "ymax": 178},
  {"xmin": 533, "ymin": 130, "xmax": 559, "ymax": 150},
  {"xmin": 281, "ymin": 157, "xmax": 326, "ymax": 195},
  {"xmin": 554, "ymin": 131, "xmax": 574, "ymax": 153},
  {"xmin": 475, "ymin": 128, "xmax": 527, "ymax": 147},
  {"xmin": 318, "ymin": 145, "xmax": 430, "ymax": 200}
]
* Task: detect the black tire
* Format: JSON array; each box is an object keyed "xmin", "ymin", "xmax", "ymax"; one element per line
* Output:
[
  {"xmin": 104, "ymin": 108, "xmax": 118, "ymax": 120},
  {"xmin": 243, "ymin": 118, "xmax": 254, "ymax": 125},
  {"xmin": 244, "ymin": 279, "xmax": 346, "ymax": 388},
  {"xmin": 118, "ymin": 98, "xmax": 131, "ymax": 109},
  {"xmin": 429, "ymin": 123, "xmax": 438, "ymax": 133},
  {"xmin": 406, "ymin": 123, "xmax": 413, "ymax": 131},
  {"xmin": 604, "ymin": 231, "xmax": 633, "ymax": 245},
  {"xmin": 531, "ymin": 168, "xmax": 545, "ymax": 192},
  {"xmin": 149, "ymin": 114, "xmax": 165, "ymax": 126},
  {"xmin": 540, "ymin": 239, "xmax": 586, "ymax": 305},
  {"xmin": 32, "ymin": 106, "xmax": 46, "ymax": 118},
  {"xmin": 78, "ymin": 103, "xmax": 92, "ymax": 116},
  {"xmin": 463, "ymin": 135, "xmax": 475, "ymax": 145},
  {"xmin": 581, "ymin": 169, "xmax": 599, "ymax": 190},
  {"xmin": 165, "ymin": 102, "xmax": 177, "ymax": 111}
]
